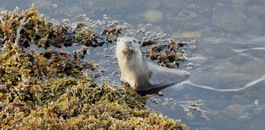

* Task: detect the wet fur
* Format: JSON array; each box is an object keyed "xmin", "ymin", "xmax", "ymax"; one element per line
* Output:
[{"xmin": 116, "ymin": 37, "xmax": 190, "ymax": 91}]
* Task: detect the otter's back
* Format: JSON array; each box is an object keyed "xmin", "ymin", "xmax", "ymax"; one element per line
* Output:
[{"xmin": 148, "ymin": 62, "xmax": 190, "ymax": 88}]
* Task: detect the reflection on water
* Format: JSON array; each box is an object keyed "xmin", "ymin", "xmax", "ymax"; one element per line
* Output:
[{"xmin": 2, "ymin": 0, "xmax": 265, "ymax": 129}]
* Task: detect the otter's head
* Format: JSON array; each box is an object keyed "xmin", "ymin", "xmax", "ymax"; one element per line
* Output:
[
  {"xmin": 116, "ymin": 37, "xmax": 150, "ymax": 91},
  {"xmin": 116, "ymin": 37, "xmax": 142, "ymax": 59}
]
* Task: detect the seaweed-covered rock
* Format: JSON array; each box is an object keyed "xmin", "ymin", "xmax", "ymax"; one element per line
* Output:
[
  {"xmin": 0, "ymin": 7, "xmax": 104, "ymax": 49},
  {"xmin": 0, "ymin": 7, "xmax": 188, "ymax": 129}
]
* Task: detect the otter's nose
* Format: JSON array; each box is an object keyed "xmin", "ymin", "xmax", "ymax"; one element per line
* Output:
[{"xmin": 117, "ymin": 38, "xmax": 121, "ymax": 42}]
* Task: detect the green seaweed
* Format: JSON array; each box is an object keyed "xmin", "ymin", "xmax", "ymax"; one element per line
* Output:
[{"xmin": 0, "ymin": 7, "xmax": 188, "ymax": 130}]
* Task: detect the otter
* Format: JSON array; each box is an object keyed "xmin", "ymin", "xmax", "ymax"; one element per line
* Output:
[
  {"xmin": 116, "ymin": 37, "xmax": 265, "ymax": 92},
  {"xmin": 116, "ymin": 37, "xmax": 190, "ymax": 91}
]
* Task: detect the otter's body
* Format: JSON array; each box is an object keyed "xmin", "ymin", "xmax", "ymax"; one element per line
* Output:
[{"xmin": 116, "ymin": 37, "xmax": 190, "ymax": 91}]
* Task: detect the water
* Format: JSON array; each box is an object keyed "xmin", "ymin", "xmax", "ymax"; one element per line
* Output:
[{"xmin": 2, "ymin": 0, "xmax": 265, "ymax": 129}]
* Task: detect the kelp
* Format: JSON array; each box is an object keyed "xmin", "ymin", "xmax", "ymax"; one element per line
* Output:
[{"xmin": 0, "ymin": 7, "xmax": 188, "ymax": 129}]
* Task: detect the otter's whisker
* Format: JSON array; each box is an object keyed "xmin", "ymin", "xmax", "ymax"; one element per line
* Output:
[{"xmin": 110, "ymin": 45, "xmax": 117, "ymax": 59}]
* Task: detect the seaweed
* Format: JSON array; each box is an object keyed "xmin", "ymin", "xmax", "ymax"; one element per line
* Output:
[
  {"xmin": 0, "ymin": 7, "xmax": 188, "ymax": 129},
  {"xmin": 0, "ymin": 6, "xmax": 105, "ymax": 49},
  {"xmin": 144, "ymin": 40, "xmax": 187, "ymax": 68}
]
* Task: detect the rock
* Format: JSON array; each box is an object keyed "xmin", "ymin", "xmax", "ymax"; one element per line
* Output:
[
  {"xmin": 69, "ymin": 5, "xmax": 84, "ymax": 16},
  {"xmin": 162, "ymin": 0, "xmax": 186, "ymax": 9},
  {"xmin": 92, "ymin": 0, "xmax": 132, "ymax": 9},
  {"xmin": 212, "ymin": 12, "xmax": 248, "ymax": 33},
  {"xmin": 242, "ymin": 60, "xmax": 265, "ymax": 75},
  {"xmin": 222, "ymin": 104, "xmax": 249, "ymax": 120},
  {"xmin": 248, "ymin": 5, "xmax": 265, "ymax": 16},
  {"xmin": 231, "ymin": 0, "xmax": 249, "ymax": 4},
  {"xmin": 166, "ymin": 10, "xmax": 208, "ymax": 30},
  {"xmin": 147, "ymin": 0, "xmax": 160, "ymax": 9},
  {"xmin": 143, "ymin": 10, "xmax": 164, "ymax": 23},
  {"xmin": 247, "ymin": 15, "xmax": 264, "ymax": 28},
  {"xmin": 171, "ymin": 32, "xmax": 201, "ymax": 39}
]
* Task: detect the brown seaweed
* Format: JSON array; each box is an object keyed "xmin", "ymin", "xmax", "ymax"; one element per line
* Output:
[{"xmin": 0, "ymin": 7, "xmax": 188, "ymax": 130}]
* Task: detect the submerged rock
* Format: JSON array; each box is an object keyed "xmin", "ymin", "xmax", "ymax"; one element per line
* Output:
[
  {"xmin": 212, "ymin": 12, "xmax": 248, "ymax": 33},
  {"xmin": 143, "ymin": 10, "xmax": 164, "ymax": 23},
  {"xmin": 166, "ymin": 10, "xmax": 208, "ymax": 31}
]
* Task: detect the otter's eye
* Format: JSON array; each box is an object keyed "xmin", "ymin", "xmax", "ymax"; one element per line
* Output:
[{"xmin": 126, "ymin": 41, "xmax": 132, "ymax": 44}]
